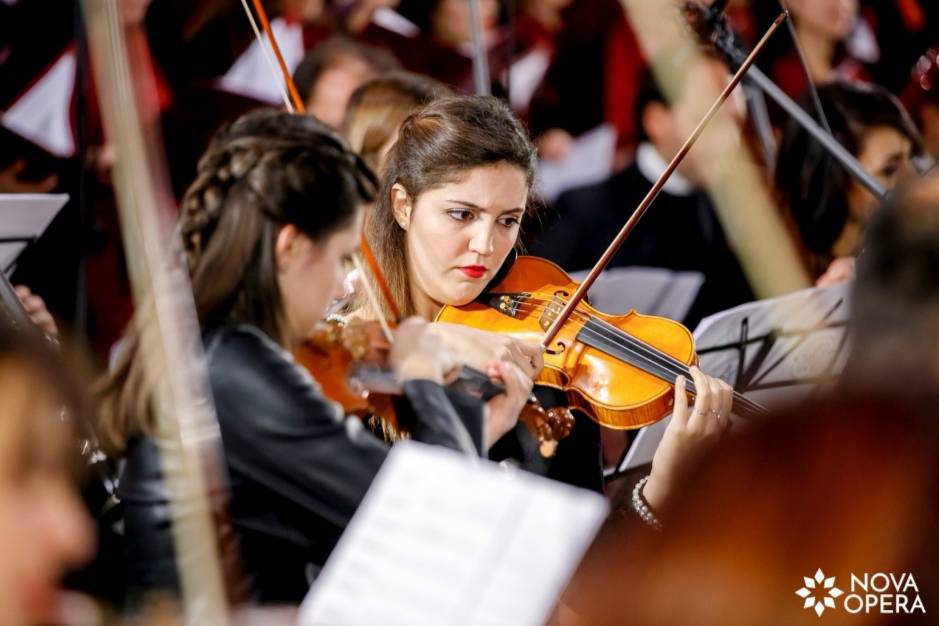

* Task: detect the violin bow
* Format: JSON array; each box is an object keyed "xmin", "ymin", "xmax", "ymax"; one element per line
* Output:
[
  {"xmin": 82, "ymin": 0, "xmax": 236, "ymax": 621},
  {"xmin": 542, "ymin": 11, "xmax": 788, "ymax": 349},
  {"xmin": 237, "ymin": 0, "xmax": 403, "ymax": 327}
]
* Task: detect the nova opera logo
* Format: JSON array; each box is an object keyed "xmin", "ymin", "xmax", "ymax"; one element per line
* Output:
[{"xmin": 796, "ymin": 568, "xmax": 926, "ymax": 617}]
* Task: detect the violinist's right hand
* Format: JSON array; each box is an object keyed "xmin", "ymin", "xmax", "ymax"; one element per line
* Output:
[
  {"xmin": 429, "ymin": 322, "xmax": 544, "ymax": 377},
  {"xmin": 389, "ymin": 317, "xmax": 458, "ymax": 385}
]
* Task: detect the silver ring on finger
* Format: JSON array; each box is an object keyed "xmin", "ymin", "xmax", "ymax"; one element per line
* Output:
[{"xmin": 708, "ymin": 408, "xmax": 722, "ymax": 419}]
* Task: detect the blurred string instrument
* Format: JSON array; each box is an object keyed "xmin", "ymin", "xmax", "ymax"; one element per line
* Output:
[
  {"xmin": 83, "ymin": 0, "xmax": 246, "ymax": 618},
  {"xmin": 436, "ymin": 12, "xmax": 792, "ymax": 431},
  {"xmin": 239, "ymin": 0, "xmax": 573, "ymax": 453}
]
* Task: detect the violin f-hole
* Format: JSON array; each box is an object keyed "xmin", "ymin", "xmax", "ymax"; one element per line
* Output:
[{"xmin": 545, "ymin": 340, "xmax": 566, "ymax": 356}]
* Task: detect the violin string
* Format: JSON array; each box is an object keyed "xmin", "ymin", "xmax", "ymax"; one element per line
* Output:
[
  {"xmin": 500, "ymin": 297, "xmax": 767, "ymax": 416},
  {"xmin": 507, "ymin": 298, "xmax": 697, "ymax": 377}
]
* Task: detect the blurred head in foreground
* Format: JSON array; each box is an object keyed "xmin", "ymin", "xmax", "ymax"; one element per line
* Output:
[
  {"xmin": 0, "ymin": 321, "xmax": 93, "ymax": 624},
  {"xmin": 845, "ymin": 172, "xmax": 939, "ymax": 390},
  {"xmin": 565, "ymin": 393, "xmax": 939, "ymax": 626}
]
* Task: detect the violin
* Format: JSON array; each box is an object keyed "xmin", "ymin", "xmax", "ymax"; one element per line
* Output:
[
  {"xmin": 294, "ymin": 316, "xmax": 574, "ymax": 454},
  {"xmin": 436, "ymin": 256, "xmax": 767, "ymax": 430},
  {"xmin": 295, "ymin": 317, "xmax": 394, "ymax": 417}
]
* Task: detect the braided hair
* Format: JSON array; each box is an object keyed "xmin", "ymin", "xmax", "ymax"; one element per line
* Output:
[{"xmin": 95, "ymin": 109, "xmax": 376, "ymax": 455}]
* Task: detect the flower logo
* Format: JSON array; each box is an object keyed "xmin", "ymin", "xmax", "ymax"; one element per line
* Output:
[{"xmin": 796, "ymin": 568, "xmax": 844, "ymax": 617}]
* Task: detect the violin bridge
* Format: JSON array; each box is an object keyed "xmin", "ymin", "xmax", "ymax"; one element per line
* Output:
[
  {"xmin": 485, "ymin": 293, "xmax": 529, "ymax": 318},
  {"xmin": 539, "ymin": 295, "xmax": 566, "ymax": 332}
]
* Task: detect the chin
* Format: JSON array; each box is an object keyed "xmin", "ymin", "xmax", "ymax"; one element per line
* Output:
[{"xmin": 445, "ymin": 286, "xmax": 484, "ymax": 307}]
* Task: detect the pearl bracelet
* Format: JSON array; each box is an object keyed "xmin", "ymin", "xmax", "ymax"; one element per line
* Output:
[{"xmin": 631, "ymin": 475, "xmax": 663, "ymax": 532}]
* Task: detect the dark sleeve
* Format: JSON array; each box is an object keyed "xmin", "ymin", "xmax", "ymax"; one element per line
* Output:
[
  {"xmin": 208, "ymin": 328, "xmax": 481, "ymax": 530},
  {"xmin": 528, "ymin": 192, "xmax": 581, "ymax": 269},
  {"xmin": 401, "ymin": 382, "xmax": 484, "ymax": 455},
  {"xmin": 529, "ymin": 188, "xmax": 596, "ymax": 271}
]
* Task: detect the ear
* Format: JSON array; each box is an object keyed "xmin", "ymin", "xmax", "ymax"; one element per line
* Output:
[
  {"xmin": 390, "ymin": 183, "xmax": 413, "ymax": 231},
  {"xmin": 274, "ymin": 224, "xmax": 301, "ymax": 272},
  {"xmin": 642, "ymin": 102, "xmax": 672, "ymax": 145}
]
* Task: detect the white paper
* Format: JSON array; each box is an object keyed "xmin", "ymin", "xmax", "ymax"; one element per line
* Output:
[
  {"xmin": 536, "ymin": 124, "xmax": 616, "ymax": 204},
  {"xmin": 371, "ymin": 7, "xmax": 419, "ymax": 37},
  {"xmin": 508, "ymin": 47, "xmax": 551, "ymax": 113},
  {"xmin": 299, "ymin": 442, "xmax": 608, "ymax": 626},
  {"xmin": 692, "ymin": 282, "xmax": 850, "ymax": 407},
  {"xmin": 569, "ymin": 266, "xmax": 703, "ymax": 320},
  {"xmin": 217, "ymin": 18, "xmax": 304, "ymax": 105},
  {"xmin": 1, "ymin": 50, "xmax": 76, "ymax": 157},
  {"xmin": 0, "ymin": 193, "xmax": 68, "ymax": 273}
]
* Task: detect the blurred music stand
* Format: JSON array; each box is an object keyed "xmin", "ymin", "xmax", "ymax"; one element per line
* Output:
[
  {"xmin": 569, "ymin": 266, "xmax": 703, "ymax": 320},
  {"xmin": 0, "ymin": 194, "xmax": 67, "ymax": 334},
  {"xmin": 604, "ymin": 283, "xmax": 851, "ymax": 480},
  {"xmin": 0, "ymin": 193, "xmax": 68, "ymax": 275}
]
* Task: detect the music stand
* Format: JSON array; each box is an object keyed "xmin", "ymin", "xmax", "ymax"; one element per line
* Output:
[
  {"xmin": 604, "ymin": 282, "xmax": 851, "ymax": 480},
  {"xmin": 569, "ymin": 266, "xmax": 703, "ymax": 320},
  {"xmin": 0, "ymin": 193, "xmax": 68, "ymax": 274}
]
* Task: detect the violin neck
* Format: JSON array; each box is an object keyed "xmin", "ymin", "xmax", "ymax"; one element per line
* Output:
[{"xmin": 574, "ymin": 317, "xmax": 769, "ymax": 420}]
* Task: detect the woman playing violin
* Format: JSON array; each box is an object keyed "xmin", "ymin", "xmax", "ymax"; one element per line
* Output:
[
  {"xmin": 357, "ymin": 94, "xmax": 736, "ymax": 505},
  {"xmin": 94, "ymin": 109, "xmax": 529, "ymax": 606}
]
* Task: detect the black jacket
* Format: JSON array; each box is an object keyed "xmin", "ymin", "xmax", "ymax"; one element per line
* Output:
[
  {"xmin": 119, "ymin": 323, "xmax": 483, "ymax": 605},
  {"xmin": 529, "ymin": 161, "xmax": 754, "ymax": 328}
]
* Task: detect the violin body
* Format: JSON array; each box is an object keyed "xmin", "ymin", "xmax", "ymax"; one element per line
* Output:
[
  {"xmin": 294, "ymin": 318, "xmax": 397, "ymax": 421},
  {"xmin": 436, "ymin": 256, "xmax": 697, "ymax": 430}
]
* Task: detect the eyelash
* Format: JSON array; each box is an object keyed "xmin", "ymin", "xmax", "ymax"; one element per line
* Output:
[{"xmin": 446, "ymin": 209, "xmax": 521, "ymax": 228}]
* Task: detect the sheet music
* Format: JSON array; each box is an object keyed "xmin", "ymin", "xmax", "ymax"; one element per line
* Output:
[
  {"xmin": 693, "ymin": 282, "xmax": 851, "ymax": 407},
  {"xmin": 611, "ymin": 283, "xmax": 851, "ymax": 475},
  {"xmin": 1, "ymin": 50, "xmax": 76, "ymax": 158},
  {"xmin": 371, "ymin": 7, "xmax": 420, "ymax": 37},
  {"xmin": 508, "ymin": 47, "xmax": 551, "ymax": 113},
  {"xmin": 569, "ymin": 266, "xmax": 703, "ymax": 320},
  {"xmin": 0, "ymin": 193, "xmax": 68, "ymax": 274},
  {"xmin": 299, "ymin": 442, "xmax": 607, "ymax": 626},
  {"xmin": 536, "ymin": 124, "xmax": 615, "ymax": 204},
  {"xmin": 217, "ymin": 18, "xmax": 304, "ymax": 105}
]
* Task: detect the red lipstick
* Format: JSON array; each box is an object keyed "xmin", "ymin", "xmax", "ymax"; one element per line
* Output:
[{"xmin": 458, "ymin": 265, "xmax": 486, "ymax": 279}]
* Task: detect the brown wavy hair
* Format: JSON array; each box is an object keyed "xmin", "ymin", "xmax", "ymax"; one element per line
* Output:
[
  {"xmin": 359, "ymin": 95, "xmax": 537, "ymax": 319},
  {"xmin": 95, "ymin": 109, "xmax": 377, "ymax": 455}
]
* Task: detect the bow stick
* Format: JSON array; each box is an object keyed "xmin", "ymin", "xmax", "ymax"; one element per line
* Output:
[
  {"xmin": 542, "ymin": 11, "xmax": 788, "ymax": 348},
  {"xmin": 82, "ymin": 0, "xmax": 238, "ymax": 621},
  {"xmin": 237, "ymin": 0, "xmax": 403, "ymax": 325}
]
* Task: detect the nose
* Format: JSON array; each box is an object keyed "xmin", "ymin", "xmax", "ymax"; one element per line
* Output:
[{"xmin": 467, "ymin": 221, "xmax": 495, "ymax": 256}]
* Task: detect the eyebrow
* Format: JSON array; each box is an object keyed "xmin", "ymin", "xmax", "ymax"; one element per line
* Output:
[{"xmin": 446, "ymin": 199, "xmax": 525, "ymax": 215}]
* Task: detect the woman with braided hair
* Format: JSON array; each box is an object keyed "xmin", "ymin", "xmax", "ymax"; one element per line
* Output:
[{"xmin": 95, "ymin": 109, "xmax": 528, "ymax": 606}]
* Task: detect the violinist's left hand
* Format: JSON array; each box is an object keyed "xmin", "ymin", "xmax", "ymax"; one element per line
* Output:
[
  {"xmin": 642, "ymin": 366, "xmax": 732, "ymax": 512},
  {"xmin": 482, "ymin": 359, "xmax": 534, "ymax": 450},
  {"xmin": 15, "ymin": 285, "xmax": 58, "ymax": 338}
]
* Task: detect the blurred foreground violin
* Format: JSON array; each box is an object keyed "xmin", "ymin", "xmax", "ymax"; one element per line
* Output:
[
  {"xmin": 295, "ymin": 316, "xmax": 574, "ymax": 455},
  {"xmin": 437, "ymin": 12, "xmax": 789, "ymax": 432},
  {"xmin": 295, "ymin": 317, "xmax": 501, "ymax": 418}
]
